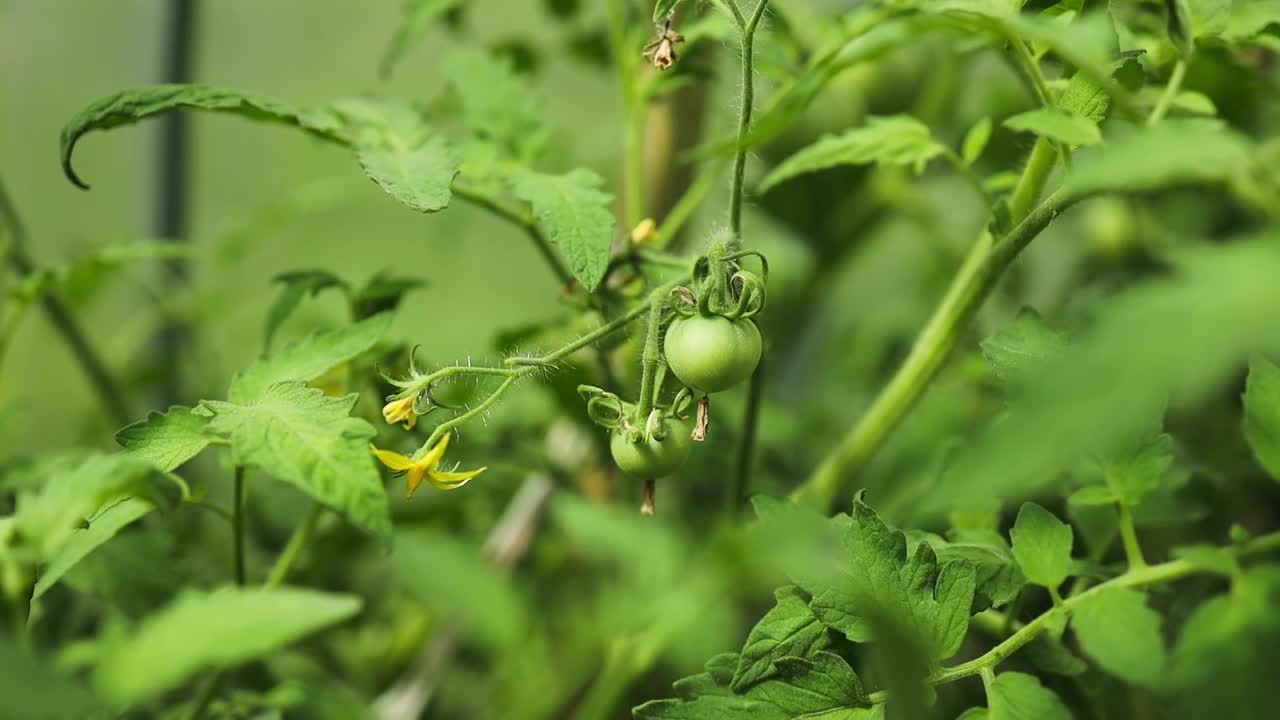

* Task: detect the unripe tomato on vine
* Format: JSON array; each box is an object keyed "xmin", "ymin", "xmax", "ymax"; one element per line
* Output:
[
  {"xmin": 579, "ymin": 384, "xmax": 694, "ymax": 515},
  {"xmin": 664, "ymin": 240, "xmax": 768, "ymax": 441}
]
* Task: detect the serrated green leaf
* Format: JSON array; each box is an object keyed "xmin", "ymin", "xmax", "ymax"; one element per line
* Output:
[
  {"xmin": 638, "ymin": 651, "xmax": 878, "ymax": 720},
  {"xmin": 94, "ymin": 586, "xmax": 361, "ymax": 705},
  {"xmin": 759, "ymin": 116, "xmax": 946, "ymax": 193},
  {"xmin": 1003, "ymin": 107, "xmax": 1102, "ymax": 147},
  {"xmin": 987, "ymin": 672, "xmax": 1070, "ymax": 720},
  {"xmin": 0, "ymin": 640, "xmax": 102, "ymax": 719},
  {"xmin": 1243, "ymin": 355, "xmax": 1280, "ymax": 481},
  {"xmin": 806, "ymin": 499, "xmax": 976, "ymax": 661},
  {"xmin": 956, "ymin": 709, "xmax": 989, "ymax": 720},
  {"xmin": 443, "ymin": 47, "xmax": 545, "ymax": 161},
  {"xmin": 15, "ymin": 453, "xmax": 155, "ymax": 561},
  {"xmin": 511, "ymin": 169, "xmax": 615, "ymax": 292},
  {"xmin": 745, "ymin": 652, "xmax": 868, "ymax": 715},
  {"xmin": 326, "ymin": 98, "xmax": 460, "ymax": 214},
  {"xmin": 1063, "ymin": 119, "xmax": 1251, "ymax": 199},
  {"xmin": 61, "ymin": 85, "xmax": 344, "ymax": 189},
  {"xmin": 934, "ymin": 530, "xmax": 1026, "ymax": 610},
  {"xmin": 1167, "ymin": 567, "xmax": 1280, "ymax": 720},
  {"xmin": 355, "ymin": 135, "xmax": 460, "ymax": 213},
  {"xmin": 380, "ymin": 0, "xmax": 466, "ymax": 78},
  {"xmin": 1009, "ymin": 503, "xmax": 1073, "ymax": 590},
  {"xmin": 1057, "ymin": 71, "xmax": 1111, "ymax": 124},
  {"xmin": 654, "ymin": 0, "xmax": 686, "ymax": 23},
  {"xmin": 229, "ymin": 312, "xmax": 392, "ymax": 403},
  {"xmin": 731, "ymin": 586, "xmax": 832, "ymax": 690},
  {"xmin": 1071, "ymin": 586, "xmax": 1166, "ymax": 686},
  {"xmin": 962, "ymin": 116, "xmax": 993, "ymax": 165},
  {"xmin": 980, "ymin": 310, "xmax": 1065, "ymax": 387},
  {"xmin": 200, "ymin": 383, "xmax": 391, "ymax": 539},
  {"xmin": 33, "ymin": 497, "xmax": 154, "ymax": 600},
  {"xmin": 115, "ymin": 405, "xmax": 210, "ymax": 472}
]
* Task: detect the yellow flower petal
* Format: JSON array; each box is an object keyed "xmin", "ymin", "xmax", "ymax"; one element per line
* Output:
[
  {"xmin": 370, "ymin": 445, "xmax": 415, "ymax": 471},
  {"xmin": 419, "ymin": 432, "xmax": 451, "ymax": 471},
  {"xmin": 382, "ymin": 396, "xmax": 418, "ymax": 429},
  {"xmin": 428, "ymin": 466, "xmax": 487, "ymax": 490},
  {"xmin": 405, "ymin": 467, "xmax": 428, "ymax": 499}
]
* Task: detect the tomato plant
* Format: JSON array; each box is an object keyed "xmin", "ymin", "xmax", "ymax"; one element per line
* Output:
[{"xmin": 3, "ymin": 1, "xmax": 1280, "ymax": 719}]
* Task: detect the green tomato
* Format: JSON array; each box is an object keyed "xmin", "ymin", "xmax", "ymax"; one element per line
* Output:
[
  {"xmin": 610, "ymin": 418, "xmax": 693, "ymax": 479},
  {"xmin": 664, "ymin": 314, "xmax": 762, "ymax": 393}
]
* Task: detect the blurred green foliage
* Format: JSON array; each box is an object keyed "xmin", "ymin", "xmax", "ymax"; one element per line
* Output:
[{"xmin": 3, "ymin": 1, "xmax": 1280, "ymax": 719}]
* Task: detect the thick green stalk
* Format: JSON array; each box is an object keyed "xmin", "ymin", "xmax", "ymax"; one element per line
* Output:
[
  {"xmin": 794, "ymin": 193, "xmax": 1071, "ymax": 509},
  {"xmin": 728, "ymin": 0, "xmax": 771, "ymax": 236}
]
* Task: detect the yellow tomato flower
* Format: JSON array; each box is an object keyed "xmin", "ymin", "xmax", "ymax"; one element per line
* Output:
[
  {"xmin": 370, "ymin": 433, "xmax": 486, "ymax": 498},
  {"xmin": 382, "ymin": 395, "xmax": 418, "ymax": 430},
  {"xmin": 630, "ymin": 218, "xmax": 659, "ymax": 246}
]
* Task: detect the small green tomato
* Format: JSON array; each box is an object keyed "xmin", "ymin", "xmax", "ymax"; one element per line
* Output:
[
  {"xmin": 664, "ymin": 314, "xmax": 762, "ymax": 393},
  {"xmin": 610, "ymin": 418, "xmax": 693, "ymax": 479}
]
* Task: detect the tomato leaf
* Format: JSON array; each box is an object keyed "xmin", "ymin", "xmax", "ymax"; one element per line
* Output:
[
  {"xmin": 731, "ymin": 586, "xmax": 832, "ymax": 691},
  {"xmin": 60, "ymin": 85, "xmax": 344, "ymax": 189},
  {"xmin": 805, "ymin": 498, "xmax": 976, "ymax": 662},
  {"xmin": 758, "ymin": 115, "xmax": 946, "ymax": 193},
  {"xmin": 510, "ymin": 169, "xmax": 615, "ymax": 292},
  {"xmin": 1009, "ymin": 503, "xmax": 1073, "ymax": 590},
  {"xmin": 1071, "ymin": 587, "xmax": 1166, "ymax": 686},
  {"xmin": 199, "ymin": 383, "xmax": 391, "ymax": 540},
  {"xmin": 987, "ymin": 672, "xmax": 1071, "ymax": 720},
  {"xmin": 94, "ymin": 586, "xmax": 361, "ymax": 705},
  {"xmin": 115, "ymin": 405, "xmax": 210, "ymax": 473}
]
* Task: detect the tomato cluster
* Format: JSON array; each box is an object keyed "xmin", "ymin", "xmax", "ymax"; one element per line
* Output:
[{"xmin": 580, "ymin": 239, "xmax": 768, "ymax": 511}]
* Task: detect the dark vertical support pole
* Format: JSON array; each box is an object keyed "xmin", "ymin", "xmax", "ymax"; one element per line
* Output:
[{"xmin": 152, "ymin": 0, "xmax": 198, "ymax": 405}]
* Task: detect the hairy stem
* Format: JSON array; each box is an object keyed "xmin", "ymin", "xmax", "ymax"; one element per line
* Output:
[
  {"xmin": 728, "ymin": 0, "xmax": 771, "ymax": 236},
  {"xmin": 794, "ymin": 192, "xmax": 1071, "ymax": 509},
  {"xmin": 637, "ymin": 293, "xmax": 666, "ymax": 419},
  {"xmin": 232, "ymin": 466, "xmax": 247, "ymax": 586},
  {"xmin": 0, "ymin": 178, "xmax": 131, "ymax": 426}
]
